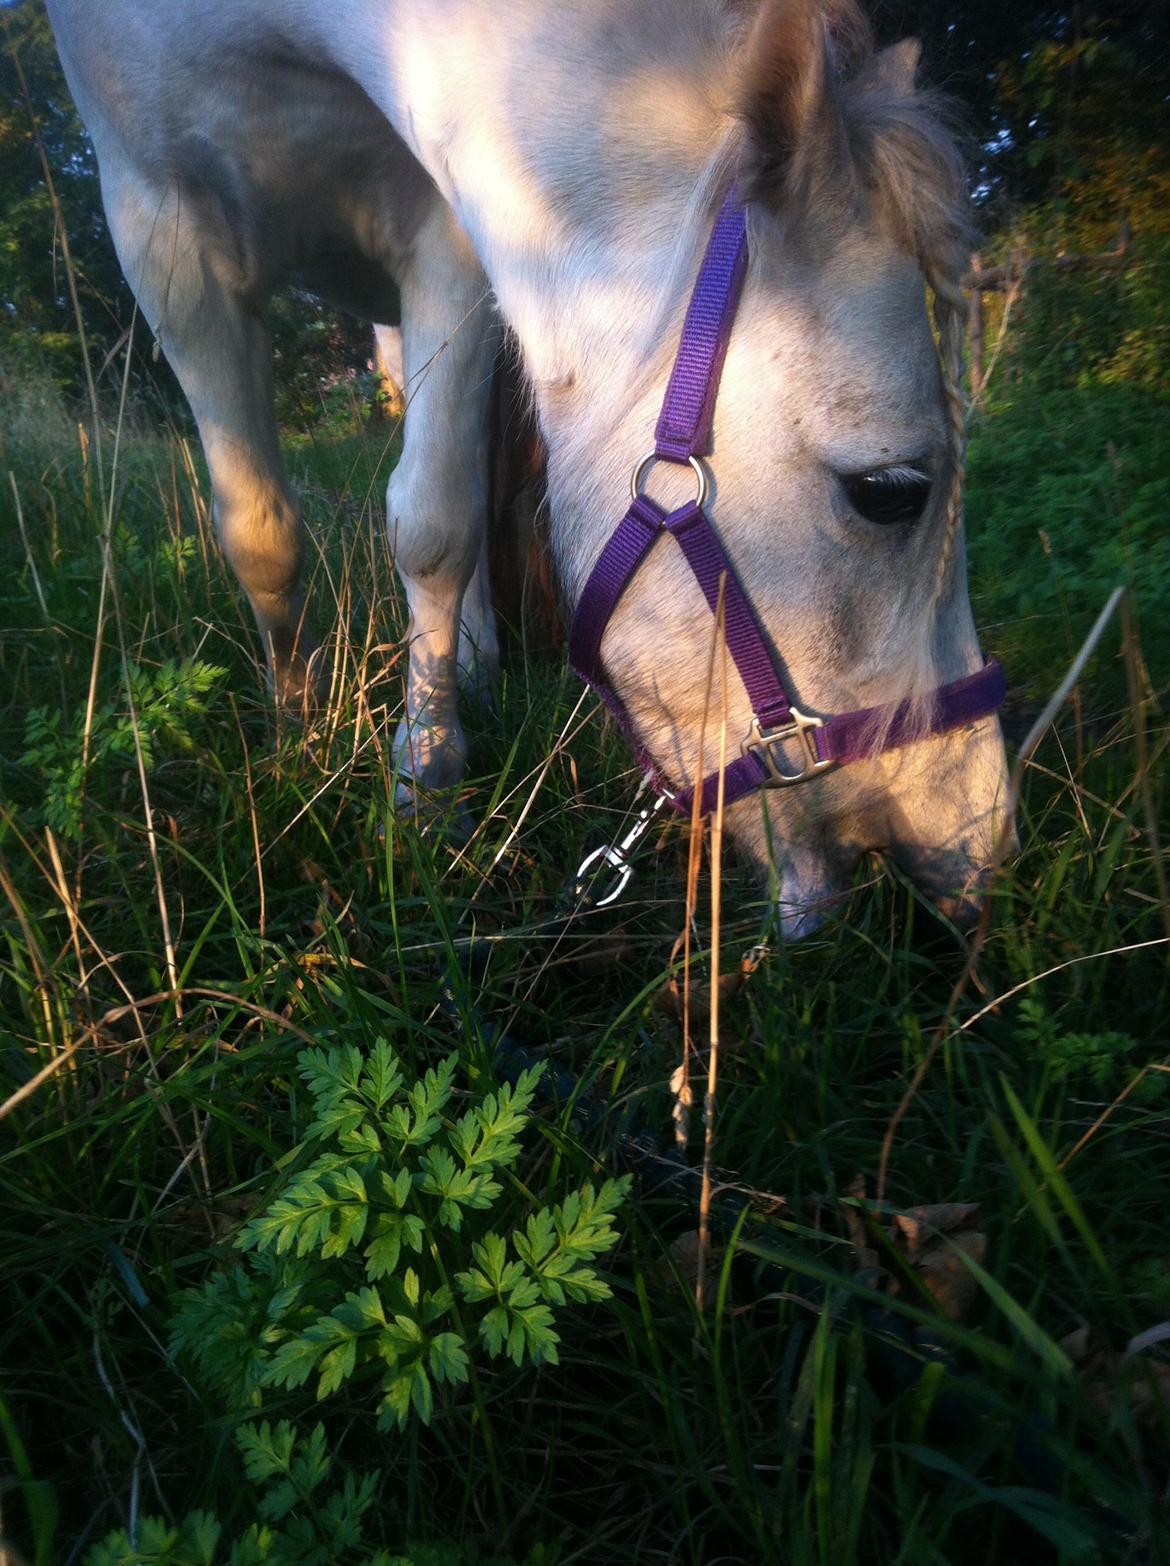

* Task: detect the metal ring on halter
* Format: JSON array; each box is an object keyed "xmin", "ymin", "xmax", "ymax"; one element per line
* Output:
[{"xmin": 629, "ymin": 450, "xmax": 710, "ymax": 509}]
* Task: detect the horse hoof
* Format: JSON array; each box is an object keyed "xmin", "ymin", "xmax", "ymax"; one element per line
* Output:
[{"xmin": 272, "ymin": 645, "xmax": 329, "ymax": 719}]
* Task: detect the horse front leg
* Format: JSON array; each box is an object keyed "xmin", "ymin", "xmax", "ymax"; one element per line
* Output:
[
  {"xmin": 100, "ymin": 164, "xmax": 321, "ymax": 708},
  {"xmin": 387, "ymin": 203, "xmax": 498, "ymax": 798}
]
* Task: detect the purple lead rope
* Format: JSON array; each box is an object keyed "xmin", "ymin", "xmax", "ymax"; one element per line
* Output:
[{"xmin": 569, "ymin": 186, "xmax": 1006, "ymax": 817}]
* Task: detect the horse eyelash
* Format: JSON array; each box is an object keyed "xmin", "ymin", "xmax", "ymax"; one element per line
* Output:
[{"xmin": 866, "ymin": 463, "xmax": 930, "ymax": 487}]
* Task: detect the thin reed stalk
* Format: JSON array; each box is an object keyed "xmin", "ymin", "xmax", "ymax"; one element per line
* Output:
[
  {"xmin": 695, "ymin": 575, "xmax": 728, "ymax": 1316},
  {"xmin": 673, "ymin": 578, "xmax": 722, "ymax": 1154}
]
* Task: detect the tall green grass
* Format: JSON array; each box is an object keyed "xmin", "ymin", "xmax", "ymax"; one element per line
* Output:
[{"xmin": 1, "ymin": 358, "xmax": 1168, "ymax": 1564}]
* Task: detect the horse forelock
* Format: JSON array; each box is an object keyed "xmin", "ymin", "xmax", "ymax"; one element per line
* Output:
[{"xmin": 733, "ymin": 0, "xmax": 971, "ymax": 285}]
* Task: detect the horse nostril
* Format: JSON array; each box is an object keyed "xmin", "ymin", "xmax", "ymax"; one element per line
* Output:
[
  {"xmin": 938, "ymin": 894, "xmax": 980, "ymax": 932},
  {"xmin": 933, "ymin": 865, "xmax": 996, "ymax": 931}
]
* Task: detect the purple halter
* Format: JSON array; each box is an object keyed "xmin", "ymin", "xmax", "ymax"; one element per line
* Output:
[{"xmin": 568, "ymin": 187, "xmax": 1005, "ymax": 816}]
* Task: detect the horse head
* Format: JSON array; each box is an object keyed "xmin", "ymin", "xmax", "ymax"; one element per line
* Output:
[
  {"xmin": 538, "ymin": 0, "xmax": 1011, "ymax": 938},
  {"xmin": 46, "ymin": 0, "xmax": 1009, "ymax": 943}
]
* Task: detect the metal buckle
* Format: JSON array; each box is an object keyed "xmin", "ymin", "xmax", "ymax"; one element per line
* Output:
[
  {"xmin": 743, "ymin": 707, "xmax": 836, "ymax": 787},
  {"xmin": 630, "ymin": 450, "xmax": 710, "ymax": 509}
]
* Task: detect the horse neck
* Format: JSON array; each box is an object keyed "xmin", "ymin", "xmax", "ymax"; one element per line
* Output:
[{"xmin": 388, "ymin": 0, "xmax": 739, "ymax": 465}]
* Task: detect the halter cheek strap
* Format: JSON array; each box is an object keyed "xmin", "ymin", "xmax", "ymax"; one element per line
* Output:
[{"xmin": 568, "ymin": 188, "xmax": 1005, "ymax": 816}]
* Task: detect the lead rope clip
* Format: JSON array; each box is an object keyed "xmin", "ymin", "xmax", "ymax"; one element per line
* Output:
[{"xmin": 573, "ymin": 788, "xmax": 674, "ymax": 909}]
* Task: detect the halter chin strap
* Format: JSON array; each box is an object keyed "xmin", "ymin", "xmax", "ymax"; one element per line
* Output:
[{"xmin": 568, "ymin": 187, "xmax": 1006, "ymax": 816}]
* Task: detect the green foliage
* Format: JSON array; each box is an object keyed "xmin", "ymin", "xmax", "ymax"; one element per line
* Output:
[
  {"xmin": 865, "ymin": 5, "xmax": 1168, "ymax": 206},
  {"xmin": 1, "ymin": 387, "xmax": 1167, "ymax": 1560},
  {"xmin": 0, "ymin": 4, "xmax": 132, "ymax": 391},
  {"xmin": 966, "ymin": 383, "xmax": 1170, "ymax": 694},
  {"xmin": 270, "ymin": 336, "xmax": 391, "ymax": 437},
  {"xmin": 989, "ymin": 220, "xmax": 1170, "ymax": 400},
  {"xmin": 166, "ymin": 1257, "xmax": 310, "ymax": 1409},
  {"xmin": 974, "ymin": 107, "xmax": 1170, "ymax": 404},
  {"xmin": 18, "ymin": 657, "xmax": 227, "ymax": 837},
  {"xmin": 87, "ymin": 1510, "xmax": 223, "ymax": 1566},
  {"xmin": 171, "ymin": 1042, "xmax": 628, "ymax": 1432},
  {"xmin": 3, "ymin": 23, "xmax": 1170, "ymax": 1552},
  {"xmin": 1, "ymin": 4, "xmax": 388, "ymax": 415},
  {"xmin": 1015, "ymin": 996, "xmax": 1165, "ymax": 1099},
  {"xmin": 85, "ymin": 1420, "xmax": 539, "ymax": 1566}
]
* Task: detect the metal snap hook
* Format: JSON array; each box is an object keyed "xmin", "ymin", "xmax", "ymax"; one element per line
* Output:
[
  {"xmin": 573, "ymin": 842, "xmax": 635, "ymax": 909},
  {"xmin": 573, "ymin": 790, "xmax": 674, "ymax": 908}
]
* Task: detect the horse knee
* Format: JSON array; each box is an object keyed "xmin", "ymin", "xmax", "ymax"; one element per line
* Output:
[
  {"xmin": 213, "ymin": 475, "xmax": 319, "ymax": 704},
  {"xmin": 214, "ymin": 477, "xmax": 305, "ymax": 615},
  {"xmin": 386, "ymin": 462, "xmax": 482, "ymax": 595}
]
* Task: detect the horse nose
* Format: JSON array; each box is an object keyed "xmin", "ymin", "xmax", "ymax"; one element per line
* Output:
[
  {"xmin": 891, "ymin": 854, "xmax": 1005, "ymax": 932},
  {"xmin": 932, "ymin": 864, "xmax": 995, "ymax": 931},
  {"xmin": 771, "ymin": 843, "xmax": 862, "ymax": 942}
]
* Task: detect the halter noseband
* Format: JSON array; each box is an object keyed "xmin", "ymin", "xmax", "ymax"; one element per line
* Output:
[{"xmin": 568, "ymin": 187, "xmax": 1005, "ymax": 816}]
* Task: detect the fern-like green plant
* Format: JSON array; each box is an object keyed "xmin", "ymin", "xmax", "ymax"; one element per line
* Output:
[
  {"xmin": 1016, "ymin": 996, "xmax": 1164, "ymax": 1098},
  {"xmin": 171, "ymin": 1042, "xmax": 627, "ymax": 1432},
  {"xmin": 85, "ymin": 1419, "xmax": 545, "ymax": 1565},
  {"xmin": 20, "ymin": 657, "xmax": 226, "ymax": 836}
]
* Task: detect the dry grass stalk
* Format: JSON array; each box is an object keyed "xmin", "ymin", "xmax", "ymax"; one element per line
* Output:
[
  {"xmin": 0, "ymin": 985, "xmax": 326, "ymax": 1125},
  {"xmin": 695, "ymin": 576, "xmax": 728, "ymax": 1316},
  {"xmin": 1059, "ymin": 1059, "xmax": 1169, "ymax": 1171},
  {"xmin": 674, "ymin": 577, "xmax": 722, "ymax": 1152},
  {"xmin": 0, "ymin": 852, "xmax": 58, "ymax": 1056},
  {"xmin": 232, "ymin": 696, "xmax": 268, "ymax": 941},
  {"xmin": 9, "ymin": 470, "xmax": 50, "ymax": 628},
  {"xmin": 1121, "ymin": 595, "xmax": 1170, "ymax": 949}
]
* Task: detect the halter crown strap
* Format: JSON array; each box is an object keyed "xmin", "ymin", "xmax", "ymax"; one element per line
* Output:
[
  {"xmin": 654, "ymin": 190, "xmax": 750, "ymax": 461},
  {"xmin": 569, "ymin": 186, "xmax": 1006, "ymax": 816}
]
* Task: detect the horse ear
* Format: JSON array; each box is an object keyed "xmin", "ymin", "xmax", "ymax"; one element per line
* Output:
[
  {"xmin": 738, "ymin": 0, "xmax": 852, "ymax": 207},
  {"xmin": 871, "ymin": 37, "xmax": 921, "ymax": 97}
]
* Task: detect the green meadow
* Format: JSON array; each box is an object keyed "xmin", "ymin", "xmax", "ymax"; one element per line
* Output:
[
  {"xmin": 1, "ymin": 325, "xmax": 1167, "ymax": 1563},
  {"xmin": 2, "ymin": 3, "xmax": 1170, "ymax": 1550}
]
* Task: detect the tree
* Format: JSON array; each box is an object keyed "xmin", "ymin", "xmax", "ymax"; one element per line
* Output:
[
  {"xmin": 0, "ymin": 2, "xmax": 380, "ymax": 420},
  {"xmin": 3, "ymin": 0, "xmax": 1166, "ymax": 405},
  {"xmin": 0, "ymin": 3, "xmax": 132, "ymax": 390},
  {"xmin": 869, "ymin": 2, "xmax": 1170, "ymax": 211}
]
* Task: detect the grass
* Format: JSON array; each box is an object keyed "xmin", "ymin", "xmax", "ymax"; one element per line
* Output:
[{"xmin": 0, "ymin": 356, "xmax": 1168, "ymax": 1565}]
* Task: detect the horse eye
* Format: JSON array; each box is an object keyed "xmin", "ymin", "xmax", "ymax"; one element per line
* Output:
[{"xmin": 842, "ymin": 465, "xmax": 933, "ymax": 527}]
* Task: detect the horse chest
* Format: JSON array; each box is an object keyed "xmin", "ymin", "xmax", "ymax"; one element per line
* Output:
[{"xmin": 171, "ymin": 71, "xmax": 429, "ymax": 318}]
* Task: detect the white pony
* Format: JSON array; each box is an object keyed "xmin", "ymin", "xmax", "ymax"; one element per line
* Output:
[{"xmin": 46, "ymin": 0, "xmax": 1010, "ymax": 937}]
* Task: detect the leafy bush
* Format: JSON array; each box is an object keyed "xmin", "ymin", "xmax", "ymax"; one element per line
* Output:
[
  {"xmin": 1015, "ymin": 996, "xmax": 1165, "ymax": 1099},
  {"xmin": 965, "ymin": 382, "xmax": 1170, "ymax": 693},
  {"xmin": 1002, "ymin": 233, "xmax": 1170, "ymax": 398}
]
